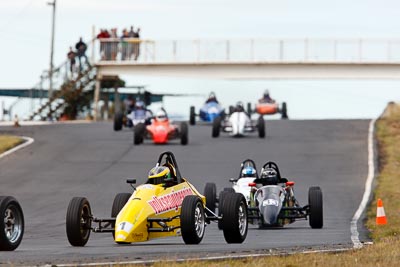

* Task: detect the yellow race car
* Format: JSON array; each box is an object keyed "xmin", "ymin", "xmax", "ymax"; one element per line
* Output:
[{"xmin": 66, "ymin": 151, "xmax": 248, "ymax": 246}]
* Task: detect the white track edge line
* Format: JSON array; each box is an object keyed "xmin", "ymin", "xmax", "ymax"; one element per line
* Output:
[
  {"xmin": 0, "ymin": 136, "xmax": 34, "ymax": 159},
  {"xmin": 350, "ymin": 118, "xmax": 376, "ymax": 249}
]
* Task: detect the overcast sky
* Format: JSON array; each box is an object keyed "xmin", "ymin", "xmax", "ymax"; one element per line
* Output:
[{"xmin": 1, "ymin": 0, "xmax": 400, "ymax": 87}]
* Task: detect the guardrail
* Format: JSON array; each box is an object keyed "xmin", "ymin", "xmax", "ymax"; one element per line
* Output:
[{"xmin": 96, "ymin": 38, "xmax": 400, "ymax": 63}]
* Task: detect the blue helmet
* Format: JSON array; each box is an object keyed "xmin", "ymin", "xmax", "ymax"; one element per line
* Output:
[{"xmin": 242, "ymin": 166, "xmax": 257, "ymax": 177}]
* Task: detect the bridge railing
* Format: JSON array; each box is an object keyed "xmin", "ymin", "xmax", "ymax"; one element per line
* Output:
[{"xmin": 96, "ymin": 38, "xmax": 400, "ymax": 64}]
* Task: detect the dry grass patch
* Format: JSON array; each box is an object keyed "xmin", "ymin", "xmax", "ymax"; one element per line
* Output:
[{"xmin": 0, "ymin": 135, "xmax": 23, "ymax": 154}]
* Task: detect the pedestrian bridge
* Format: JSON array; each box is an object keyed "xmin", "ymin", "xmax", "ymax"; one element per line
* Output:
[{"xmin": 94, "ymin": 38, "xmax": 400, "ymax": 79}]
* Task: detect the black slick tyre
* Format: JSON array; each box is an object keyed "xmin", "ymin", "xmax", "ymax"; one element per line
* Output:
[
  {"xmin": 0, "ymin": 196, "xmax": 24, "ymax": 251},
  {"xmin": 181, "ymin": 196, "xmax": 205, "ymax": 244},
  {"xmin": 66, "ymin": 197, "xmax": 92, "ymax": 246},
  {"xmin": 111, "ymin": 193, "xmax": 131, "ymax": 239},
  {"xmin": 180, "ymin": 122, "xmax": 189, "ymax": 145},
  {"xmin": 189, "ymin": 106, "xmax": 196, "ymax": 125},
  {"xmin": 114, "ymin": 112, "xmax": 123, "ymax": 131},
  {"xmin": 281, "ymin": 102, "xmax": 288, "ymax": 119},
  {"xmin": 203, "ymin": 183, "xmax": 216, "ymax": 216},
  {"xmin": 247, "ymin": 102, "xmax": 252, "ymax": 115},
  {"xmin": 217, "ymin": 191, "xmax": 227, "ymax": 230},
  {"xmin": 257, "ymin": 116, "xmax": 265, "ymax": 138},
  {"xmin": 221, "ymin": 193, "xmax": 248, "ymax": 243},
  {"xmin": 134, "ymin": 123, "xmax": 145, "ymax": 145},
  {"xmin": 212, "ymin": 117, "xmax": 221, "ymax": 138},
  {"xmin": 308, "ymin": 186, "xmax": 323, "ymax": 229}
]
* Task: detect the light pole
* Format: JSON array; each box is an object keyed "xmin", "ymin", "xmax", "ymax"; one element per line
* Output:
[{"xmin": 47, "ymin": 0, "xmax": 56, "ymax": 99}]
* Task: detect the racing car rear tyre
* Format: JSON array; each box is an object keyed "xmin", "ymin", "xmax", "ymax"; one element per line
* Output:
[
  {"xmin": 247, "ymin": 102, "xmax": 252, "ymax": 115},
  {"xmin": 0, "ymin": 196, "xmax": 24, "ymax": 251},
  {"xmin": 181, "ymin": 196, "xmax": 205, "ymax": 244},
  {"xmin": 66, "ymin": 197, "xmax": 92, "ymax": 246},
  {"xmin": 111, "ymin": 193, "xmax": 131, "ymax": 239},
  {"xmin": 212, "ymin": 117, "xmax": 221, "ymax": 138},
  {"xmin": 217, "ymin": 191, "xmax": 228, "ymax": 230},
  {"xmin": 257, "ymin": 116, "xmax": 265, "ymax": 138},
  {"xmin": 308, "ymin": 186, "xmax": 323, "ymax": 229},
  {"xmin": 180, "ymin": 122, "xmax": 189, "ymax": 145},
  {"xmin": 190, "ymin": 106, "xmax": 196, "ymax": 125},
  {"xmin": 134, "ymin": 123, "xmax": 145, "ymax": 145},
  {"xmin": 221, "ymin": 193, "xmax": 248, "ymax": 243},
  {"xmin": 204, "ymin": 183, "xmax": 216, "ymax": 216},
  {"xmin": 114, "ymin": 112, "xmax": 124, "ymax": 131},
  {"xmin": 229, "ymin": 105, "xmax": 234, "ymax": 115},
  {"xmin": 281, "ymin": 102, "xmax": 288, "ymax": 119}
]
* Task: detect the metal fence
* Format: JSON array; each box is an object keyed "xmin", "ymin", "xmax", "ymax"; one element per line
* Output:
[{"xmin": 96, "ymin": 38, "xmax": 400, "ymax": 63}]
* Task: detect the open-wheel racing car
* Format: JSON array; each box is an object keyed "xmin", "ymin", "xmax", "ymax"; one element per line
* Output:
[
  {"xmin": 66, "ymin": 151, "xmax": 248, "ymax": 246},
  {"xmin": 114, "ymin": 100, "xmax": 153, "ymax": 131},
  {"xmin": 133, "ymin": 109, "xmax": 189, "ymax": 145},
  {"xmin": 212, "ymin": 102, "xmax": 265, "ymax": 138},
  {"xmin": 0, "ymin": 196, "xmax": 24, "ymax": 251},
  {"xmin": 189, "ymin": 92, "xmax": 225, "ymax": 125},
  {"xmin": 205, "ymin": 161, "xmax": 323, "ymax": 230}
]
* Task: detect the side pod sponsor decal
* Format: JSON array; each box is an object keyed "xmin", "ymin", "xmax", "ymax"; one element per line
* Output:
[{"xmin": 148, "ymin": 187, "xmax": 193, "ymax": 214}]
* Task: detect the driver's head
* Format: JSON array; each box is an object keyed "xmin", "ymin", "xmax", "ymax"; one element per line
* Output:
[
  {"xmin": 264, "ymin": 89, "xmax": 270, "ymax": 97},
  {"xmin": 242, "ymin": 166, "xmax": 257, "ymax": 177},
  {"xmin": 155, "ymin": 109, "xmax": 167, "ymax": 121},
  {"xmin": 136, "ymin": 100, "xmax": 144, "ymax": 109},
  {"xmin": 260, "ymin": 168, "xmax": 278, "ymax": 185},
  {"xmin": 148, "ymin": 166, "xmax": 170, "ymax": 185},
  {"xmin": 236, "ymin": 101, "xmax": 244, "ymax": 110}
]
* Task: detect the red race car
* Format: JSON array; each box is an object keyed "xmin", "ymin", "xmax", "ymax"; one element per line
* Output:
[{"xmin": 133, "ymin": 109, "xmax": 188, "ymax": 145}]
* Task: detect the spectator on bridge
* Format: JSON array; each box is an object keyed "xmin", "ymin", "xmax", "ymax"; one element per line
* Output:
[
  {"xmin": 97, "ymin": 29, "xmax": 111, "ymax": 60},
  {"xmin": 110, "ymin": 28, "xmax": 119, "ymax": 60},
  {"xmin": 75, "ymin": 37, "xmax": 90, "ymax": 72},
  {"xmin": 120, "ymin": 28, "xmax": 130, "ymax": 60},
  {"xmin": 67, "ymin": 46, "xmax": 76, "ymax": 77},
  {"xmin": 133, "ymin": 27, "xmax": 141, "ymax": 61},
  {"xmin": 258, "ymin": 89, "xmax": 275, "ymax": 104}
]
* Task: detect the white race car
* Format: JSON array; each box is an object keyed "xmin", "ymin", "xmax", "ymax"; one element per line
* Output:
[{"xmin": 212, "ymin": 102, "xmax": 265, "ymax": 138}]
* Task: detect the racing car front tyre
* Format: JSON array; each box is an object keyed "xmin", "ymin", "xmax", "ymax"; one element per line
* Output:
[
  {"xmin": 257, "ymin": 116, "xmax": 265, "ymax": 138},
  {"xmin": 180, "ymin": 122, "xmax": 189, "ymax": 145},
  {"xmin": 204, "ymin": 183, "xmax": 217, "ymax": 216},
  {"xmin": 247, "ymin": 102, "xmax": 252, "ymax": 115},
  {"xmin": 134, "ymin": 123, "xmax": 145, "ymax": 145},
  {"xmin": 221, "ymin": 193, "xmax": 248, "ymax": 243},
  {"xmin": 189, "ymin": 106, "xmax": 196, "ymax": 125},
  {"xmin": 223, "ymin": 187, "xmax": 235, "ymax": 193},
  {"xmin": 66, "ymin": 197, "xmax": 92, "ymax": 246},
  {"xmin": 0, "ymin": 196, "xmax": 24, "ymax": 251},
  {"xmin": 111, "ymin": 193, "xmax": 131, "ymax": 239},
  {"xmin": 281, "ymin": 102, "xmax": 288, "ymax": 120},
  {"xmin": 212, "ymin": 117, "xmax": 221, "ymax": 138},
  {"xmin": 308, "ymin": 186, "xmax": 323, "ymax": 229},
  {"xmin": 181, "ymin": 196, "xmax": 205, "ymax": 244},
  {"xmin": 114, "ymin": 112, "xmax": 124, "ymax": 131}
]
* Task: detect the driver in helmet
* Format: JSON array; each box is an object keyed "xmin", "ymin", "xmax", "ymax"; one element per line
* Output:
[
  {"xmin": 234, "ymin": 101, "xmax": 245, "ymax": 112},
  {"xmin": 259, "ymin": 89, "xmax": 275, "ymax": 104},
  {"xmin": 241, "ymin": 166, "xmax": 257, "ymax": 178},
  {"xmin": 147, "ymin": 164, "xmax": 177, "ymax": 186},
  {"xmin": 154, "ymin": 108, "xmax": 168, "ymax": 122},
  {"xmin": 205, "ymin": 92, "xmax": 219, "ymax": 104},
  {"xmin": 254, "ymin": 168, "xmax": 279, "ymax": 186}
]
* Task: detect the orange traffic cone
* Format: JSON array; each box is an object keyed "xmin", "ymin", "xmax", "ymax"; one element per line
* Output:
[{"xmin": 376, "ymin": 198, "xmax": 387, "ymax": 225}]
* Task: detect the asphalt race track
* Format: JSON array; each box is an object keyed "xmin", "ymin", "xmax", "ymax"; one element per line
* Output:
[{"xmin": 0, "ymin": 120, "xmax": 371, "ymax": 265}]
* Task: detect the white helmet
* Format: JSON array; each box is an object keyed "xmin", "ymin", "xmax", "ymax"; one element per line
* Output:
[{"xmin": 156, "ymin": 109, "xmax": 167, "ymax": 121}]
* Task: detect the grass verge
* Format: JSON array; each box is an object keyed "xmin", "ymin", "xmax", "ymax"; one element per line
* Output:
[{"xmin": 0, "ymin": 135, "xmax": 24, "ymax": 154}]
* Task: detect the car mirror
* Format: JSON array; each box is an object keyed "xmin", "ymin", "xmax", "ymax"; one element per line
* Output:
[
  {"xmin": 126, "ymin": 179, "xmax": 137, "ymax": 184},
  {"xmin": 229, "ymin": 178, "xmax": 238, "ymax": 183}
]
